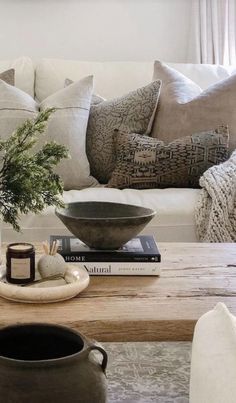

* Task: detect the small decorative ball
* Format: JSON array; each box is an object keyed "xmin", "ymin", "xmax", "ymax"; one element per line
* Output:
[{"xmin": 37, "ymin": 253, "xmax": 67, "ymax": 278}]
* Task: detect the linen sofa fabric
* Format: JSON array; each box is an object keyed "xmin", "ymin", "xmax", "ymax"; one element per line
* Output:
[
  {"xmin": 152, "ymin": 61, "xmax": 236, "ymax": 153},
  {"xmin": 190, "ymin": 303, "xmax": 236, "ymax": 403},
  {"xmin": 0, "ymin": 69, "xmax": 15, "ymax": 86},
  {"xmin": 2, "ymin": 187, "xmax": 200, "ymax": 243},
  {"xmin": 107, "ymin": 126, "xmax": 229, "ymax": 189},
  {"xmin": 0, "ymin": 80, "xmax": 38, "ymax": 141},
  {"xmin": 0, "ymin": 57, "xmax": 34, "ymax": 97},
  {"xmin": 2, "ymin": 58, "xmax": 235, "ymax": 244},
  {"xmin": 35, "ymin": 59, "xmax": 236, "ymax": 101},
  {"xmin": 86, "ymin": 80, "xmax": 161, "ymax": 184},
  {"xmin": 35, "ymin": 59, "xmax": 154, "ymax": 101},
  {"xmin": 40, "ymin": 76, "xmax": 97, "ymax": 190}
]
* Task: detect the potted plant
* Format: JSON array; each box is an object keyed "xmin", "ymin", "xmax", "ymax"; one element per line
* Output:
[{"xmin": 0, "ymin": 108, "xmax": 68, "ymax": 232}]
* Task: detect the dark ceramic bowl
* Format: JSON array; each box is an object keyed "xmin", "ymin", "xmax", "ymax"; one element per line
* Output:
[{"xmin": 56, "ymin": 201, "xmax": 156, "ymax": 250}]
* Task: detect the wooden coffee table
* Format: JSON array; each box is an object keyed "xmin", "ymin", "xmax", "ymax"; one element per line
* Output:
[{"xmin": 0, "ymin": 242, "xmax": 235, "ymax": 342}]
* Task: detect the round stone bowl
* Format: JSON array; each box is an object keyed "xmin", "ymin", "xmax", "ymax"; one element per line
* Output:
[{"xmin": 55, "ymin": 201, "xmax": 156, "ymax": 250}]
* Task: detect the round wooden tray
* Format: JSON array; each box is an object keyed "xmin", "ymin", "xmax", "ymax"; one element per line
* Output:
[{"xmin": 0, "ymin": 265, "xmax": 89, "ymax": 303}]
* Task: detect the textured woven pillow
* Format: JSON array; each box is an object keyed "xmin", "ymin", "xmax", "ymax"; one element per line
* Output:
[
  {"xmin": 152, "ymin": 61, "xmax": 236, "ymax": 153},
  {"xmin": 86, "ymin": 80, "xmax": 161, "ymax": 184},
  {"xmin": 107, "ymin": 126, "xmax": 229, "ymax": 189},
  {"xmin": 0, "ymin": 69, "xmax": 15, "ymax": 85}
]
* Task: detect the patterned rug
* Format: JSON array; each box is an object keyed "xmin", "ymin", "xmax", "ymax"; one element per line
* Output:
[{"xmin": 103, "ymin": 342, "xmax": 191, "ymax": 403}]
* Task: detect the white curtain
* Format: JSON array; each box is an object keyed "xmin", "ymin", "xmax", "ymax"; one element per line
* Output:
[{"xmin": 188, "ymin": 0, "xmax": 236, "ymax": 65}]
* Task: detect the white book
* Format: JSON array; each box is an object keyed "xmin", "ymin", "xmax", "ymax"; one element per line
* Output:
[{"xmin": 80, "ymin": 262, "xmax": 161, "ymax": 276}]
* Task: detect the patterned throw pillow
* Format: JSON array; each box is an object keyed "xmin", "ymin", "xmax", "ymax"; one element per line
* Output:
[
  {"xmin": 86, "ymin": 80, "xmax": 162, "ymax": 184},
  {"xmin": 0, "ymin": 69, "xmax": 15, "ymax": 86},
  {"xmin": 107, "ymin": 126, "xmax": 229, "ymax": 189}
]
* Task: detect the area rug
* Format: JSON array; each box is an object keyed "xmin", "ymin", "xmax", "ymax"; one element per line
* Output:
[{"xmin": 104, "ymin": 342, "xmax": 191, "ymax": 403}]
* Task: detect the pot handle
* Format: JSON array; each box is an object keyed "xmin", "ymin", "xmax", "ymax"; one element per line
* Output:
[{"xmin": 87, "ymin": 344, "xmax": 108, "ymax": 373}]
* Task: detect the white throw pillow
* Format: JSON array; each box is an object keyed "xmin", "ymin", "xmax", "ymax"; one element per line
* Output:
[
  {"xmin": 0, "ymin": 80, "xmax": 38, "ymax": 140},
  {"xmin": 190, "ymin": 302, "xmax": 236, "ymax": 403},
  {"xmin": 0, "ymin": 76, "xmax": 97, "ymax": 190}
]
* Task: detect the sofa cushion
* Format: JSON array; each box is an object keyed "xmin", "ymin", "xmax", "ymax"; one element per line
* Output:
[
  {"xmin": 35, "ymin": 59, "xmax": 154, "ymax": 101},
  {"xmin": 87, "ymin": 80, "xmax": 161, "ymax": 184},
  {"xmin": 40, "ymin": 75, "xmax": 98, "ymax": 190},
  {"xmin": 152, "ymin": 61, "xmax": 236, "ymax": 153},
  {"xmin": 0, "ymin": 69, "xmax": 15, "ymax": 85},
  {"xmin": 190, "ymin": 303, "xmax": 236, "ymax": 403},
  {"xmin": 108, "ymin": 126, "xmax": 229, "ymax": 189},
  {"xmin": 35, "ymin": 59, "xmax": 236, "ymax": 102},
  {"xmin": 0, "ymin": 57, "xmax": 34, "ymax": 97},
  {"xmin": 2, "ymin": 187, "xmax": 200, "ymax": 243}
]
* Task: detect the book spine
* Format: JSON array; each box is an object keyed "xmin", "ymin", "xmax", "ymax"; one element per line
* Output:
[
  {"xmin": 60, "ymin": 253, "xmax": 161, "ymax": 263},
  {"xmin": 76, "ymin": 262, "xmax": 161, "ymax": 276}
]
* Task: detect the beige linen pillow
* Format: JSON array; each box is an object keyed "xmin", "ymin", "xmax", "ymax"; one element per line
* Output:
[
  {"xmin": 40, "ymin": 75, "xmax": 97, "ymax": 190},
  {"xmin": 152, "ymin": 61, "xmax": 236, "ymax": 153},
  {"xmin": 107, "ymin": 126, "xmax": 229, "ymax": 189},
  {"xmin": 0, "ymin": 76, "xmax": 96, "ymax": 190},
  {"xmin": 86, "ymin": 80, "xmax": 162, "ymax": 184},
  {"xmin": 0, "ymin": 80, "xmax": 38, "ymax": 141},
  {"xmin": 0, "ymin": 69, "xmax": 15, "ymax": 86}
]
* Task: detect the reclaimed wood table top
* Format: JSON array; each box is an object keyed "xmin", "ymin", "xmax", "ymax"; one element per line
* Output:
[{"xmin": 0, "ymin": 242, "xmax": 235, "ymax": 342}]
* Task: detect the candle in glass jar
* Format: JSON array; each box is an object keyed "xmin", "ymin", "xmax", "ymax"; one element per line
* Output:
[{"xmin": 6, "ymin": 243, "xmax": 35, "ymax": 284}]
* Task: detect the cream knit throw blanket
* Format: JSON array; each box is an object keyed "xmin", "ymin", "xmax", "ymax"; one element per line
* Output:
[{"xmin": 196, "ymin": 150, "xmax": 236, "ymax": 242}]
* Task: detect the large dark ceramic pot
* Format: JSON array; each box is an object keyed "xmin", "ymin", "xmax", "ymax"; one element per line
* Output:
[{"xmin": 0, "ymin": 323, "xmax": 107, "ymax": 403}]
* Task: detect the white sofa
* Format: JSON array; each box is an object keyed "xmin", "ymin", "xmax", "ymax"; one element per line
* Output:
[{"xmin": 1, "ymin": 57, "xmax": 235, "ymax": 243}]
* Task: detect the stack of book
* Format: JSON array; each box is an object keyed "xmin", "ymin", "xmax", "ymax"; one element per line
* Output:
[{"xmin": 50, "ymin": 235, "xmax": 161, "ymax": 276}]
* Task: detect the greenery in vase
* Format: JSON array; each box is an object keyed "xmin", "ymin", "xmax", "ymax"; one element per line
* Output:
[{"xmin": 0, "ymin": 108, "xmax": 69, "ymax": 231}]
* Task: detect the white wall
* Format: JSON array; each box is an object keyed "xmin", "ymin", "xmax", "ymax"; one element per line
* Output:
[{"xmin": 0, "ymin": 0, "xmax": 191, "ymax": 62}]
